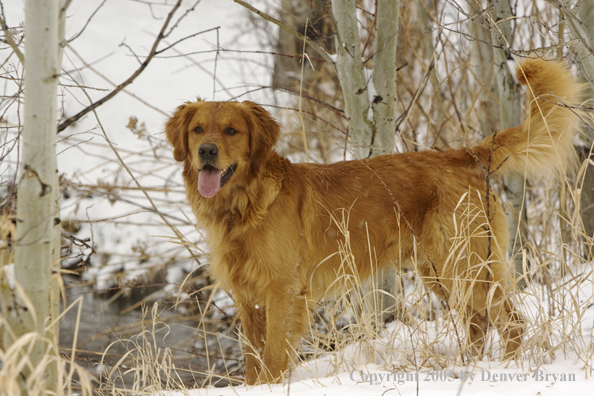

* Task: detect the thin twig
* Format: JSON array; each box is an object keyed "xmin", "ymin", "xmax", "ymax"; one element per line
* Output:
[
  {"xmin": 231, "ymin": 85, "xmax": 345, "ymax": 117},
  {"xmin": 64, "ymin": 45, "xmax": 169, "ymax": 116},
  {"xmin": 164, "ymin": 0, "xmax": 202, "ymax": 38},
  {"xmin": 0, "ymin": 3, "xmax": 24, "ymax": 64},
  {"xmin": 57, "ymin": 0, "xmax": 183, "ymax": 133},
  {"xmin": 67, "ymin": 0, "xmax": 107, "ymax": 43},
  {"xmin": 156, "ymin": 47, "xmax": 329, "ymax": 63},
  {"xmin": 298, "ymin": 19, "xmax": 310, "ymax": 163},
  {"xmin": 155, "ymin": 26, "xmax": 219, "ymax": 55},
  {"xmin": 480, "ymin": 131, "xmax": 498, "ymax": 355}
]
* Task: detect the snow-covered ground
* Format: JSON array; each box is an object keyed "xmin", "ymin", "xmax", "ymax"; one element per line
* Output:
[
  {"xmin": 175, "ymin": 270, "xmax": 594, "ymax": 395},
  {"xmin": 178, "ymin": 356, "xmax": 591, "ymax": 396}
]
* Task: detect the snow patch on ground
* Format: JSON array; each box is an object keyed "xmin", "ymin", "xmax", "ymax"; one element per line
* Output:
[{"xmin": 170, "ymin": 350, "xmax": 593, "ymax": 396}]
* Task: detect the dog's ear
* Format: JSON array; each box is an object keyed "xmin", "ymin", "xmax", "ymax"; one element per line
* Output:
[
  {"xmin": 165, "ymin": 102, "xmax": 198, "ymax": 162},
  {"xmin": 241, "ymin": 101, "xmax": 280, "ymax": 165}
]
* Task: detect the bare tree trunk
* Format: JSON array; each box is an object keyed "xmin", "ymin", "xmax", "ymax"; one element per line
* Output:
[
  {"xmin": 490, "ymin": 0, "xmax": 528, "ymax": 289},
  {"xmin": 562, "ymin": 0, "xmax": 594, "ymax": 255},
  {"xmin": 418, "ymin": 0, "xmax": 446, "ymax": 146},
  {"xmin": 470, "ymin": 3, "xmax": 498, "ymax": 138},
  {"xmin": 330, "ymin": 0, "xmax": 374, "ymax": 159},
  {"xmin": 1, "ymin": 1, "xmax": 61, "ymax": 394},
  {"xmin": 270, "ymin": 0, "xmax": 337, "ymax": 163},
  {"xmin": 365, "ymin": 0, "xmax": 401, "ymax": 323},
  {"xmin": 371, "ymin": 0, "xmax": 399, "ymax": 155},
  {"xmin": 47, "ymin": 0, "xmax": 67, "ymax": 388},
  {"xmin": 329, "ymin": 1, "xmax": 401, "ymax": 324},
  {"xmin": 272, "ymin": 0, "xmax": 333, "ymax": 91}
]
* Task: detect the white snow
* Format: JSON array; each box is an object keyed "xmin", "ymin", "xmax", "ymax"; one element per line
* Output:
[
  {"xmin": 178, "ymin": 363, "xmax": 589, "ymax": 396},
  {"xmin": 169, "ymin": 339, "xmax": 593, "ymax": 396}
]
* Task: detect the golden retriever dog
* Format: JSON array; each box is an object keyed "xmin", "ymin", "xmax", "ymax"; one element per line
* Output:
[{"xmin": 166, "ymin": 59, "xmax": 580, "ymax": 384}]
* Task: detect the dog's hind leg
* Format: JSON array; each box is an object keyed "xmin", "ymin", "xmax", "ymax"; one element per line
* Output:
[
  {"xmin": 465, "ymin": 306, "xmax": 487, "ymax": 357},
  {"xmin": 496, "ymin": 298, "xmax": 525, "ymax": 359},
  {"xmin": 461, "ymin": 292, "xmax": 523, "ymax": 360},
  {"xmin": 416, "ymin": 250, "xmax": 524, "ymax": 360},
  {"xmin": 464, "ymin": 274, "xmax": 525, "ymax": 359}
]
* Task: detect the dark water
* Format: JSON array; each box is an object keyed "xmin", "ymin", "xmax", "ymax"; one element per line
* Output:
[{"xmin": 59, "ymin": 276, "xmax": 243, "ymax": 390}]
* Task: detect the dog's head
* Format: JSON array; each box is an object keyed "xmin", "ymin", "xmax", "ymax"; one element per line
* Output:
[{"xmin": 165, "ymin": 100, "xmax": 280, "ymax": 198}]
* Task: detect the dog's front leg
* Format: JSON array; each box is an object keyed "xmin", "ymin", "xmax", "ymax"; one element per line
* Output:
[
  {"xmin": 258, "ymin": 286, "xmax": 309, "ymax": 383},
  {"xmin": 237, "ymin": 301, "xmax": 267, "ymax": 385}
]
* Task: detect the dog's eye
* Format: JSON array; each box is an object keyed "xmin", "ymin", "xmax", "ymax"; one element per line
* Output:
[
  {"xmin": 225, "ymin": 127, "xmax": 237, "ymax": 136},
  {"xmin": 194, "ymin": 126, "xmax": 203, "ymax": 134}
]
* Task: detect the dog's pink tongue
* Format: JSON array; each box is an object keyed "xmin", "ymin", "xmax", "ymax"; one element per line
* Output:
[{"xmin": 198, "ymin": 167, "xmax": 221, "ymax": 197}]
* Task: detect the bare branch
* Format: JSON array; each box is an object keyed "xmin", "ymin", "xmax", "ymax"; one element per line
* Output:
[
  {"xmin": 65, "ymin": 45, "xmax": 168, "ymax": 117},
  {"xmin": 155, "ymin": 26, "xmax": 219, "ymax": 55},
  {"xmin": 67, "ymin": 0, "xmax": 107, "ymax": 43},
  {"xmin": 0, "ymin": 3, "xmax": 24, "ymax": 64},
  {"xmin": 57, "ymin": 0, "xmax": 183, "ymax": 133},
  {"xmin": 553, "ymin": 0, "xmax": 594, "ymax": 57},
  {"xmin": 156, "ymin": 47, "xmax": 329, "ymax": 63},
  {"xmin": 164, "ymin": 0, "xmax": 202, "ymax": 38}
]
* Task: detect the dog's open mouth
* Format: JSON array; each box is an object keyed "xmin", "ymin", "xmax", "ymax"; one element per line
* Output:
[{"xmin": 198, "ymin": 164, "xmax": 237, "ymax": 198}]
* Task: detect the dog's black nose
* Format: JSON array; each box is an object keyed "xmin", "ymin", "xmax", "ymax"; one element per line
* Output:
[{"xmin": 199, "ymin": 143, "xmax": 218, "ymax": 160}]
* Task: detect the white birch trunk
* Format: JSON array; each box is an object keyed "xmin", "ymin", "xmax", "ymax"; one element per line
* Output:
[
  {"xmin": 365, "ymin": 0, "xmax": 400, "ymax": 324},
  {"xmin": 47, "ymin": 1, "xmax": 67, "ymax": 389},
  {"xmin": 330, "ymin": 0, "xmax": 374, "ymax": 159},
  {"xmin": 330, "ymin": 0, "xmax": 401, "ymax": 324},
  {"xmin": 2, "ymin": 0, "xmax": 61, "ymax": 393},
  {"xmin": 371, "ymin": 0, "xmax": 400, "ymax": 155},
  {"xmin": 490, "ymin": 0, "xmax": 527, "ymax": 288},
  {"xmin": 565, "ymin": 0, "xmax": 594, "ymax": 79}
]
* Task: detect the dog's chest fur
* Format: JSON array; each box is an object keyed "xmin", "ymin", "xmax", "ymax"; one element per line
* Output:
[{"xmin": 186, "ymin": 162, "xmax": 298, "ymax": 302}]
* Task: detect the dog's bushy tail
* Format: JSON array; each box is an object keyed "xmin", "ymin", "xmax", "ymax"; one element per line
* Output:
[{"xmin": 475, "ymin": 59, "xmax": 582, "ymax": 179}]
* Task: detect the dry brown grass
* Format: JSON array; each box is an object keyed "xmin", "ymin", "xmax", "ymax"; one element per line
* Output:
[{"xmin": 1, "ymin": 174, "xmax": 593, "ymax": 393}]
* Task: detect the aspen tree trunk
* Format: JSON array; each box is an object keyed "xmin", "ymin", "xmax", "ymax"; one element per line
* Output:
[
  {"xmin": 418, "ymin": 0, "xmax": 447, "ymax": 146},
  {"xmin": 367, "ymin": 0, "xmax": 400, "ymax": 323},
  {"xmin": 565, "ymin": 0, "xmax": 594, "ymax": 254},
  {"xmin": 47, "ymin": 0, "xmax": 67, "ymax": 388},
  {"xmin": 330, "ymin": 0, "xmax": 374, "ymax": 159},
  {"xmin": 330, "ymin": 0, "xmax": 400, "ymax": 324},
  {"xmin": 371, "ymin": 0, "xmax": 399, "ymax": 155},
  {"xmin": 1, "ymin": 1, "xmax": 61, "ymax": 394},
  {"xmin": 470, "ymin": 3, "xmax": 498, "ymax": 138},
  {"xmin": 490, "ymin": 0, "xmax": 528, "ymax": 289}
]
